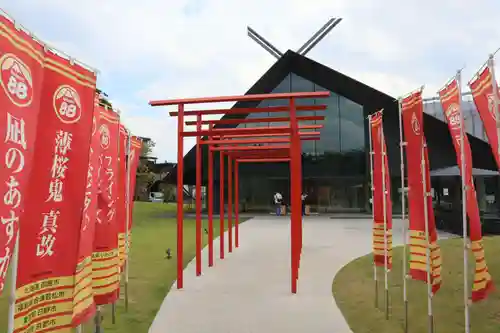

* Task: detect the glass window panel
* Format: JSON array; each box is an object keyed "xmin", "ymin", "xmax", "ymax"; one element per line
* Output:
[
  {"xmin": 291, "ymin": 74, "xmax": 315, "ymax": 153},
  {"xmin": 315, "ymin": 84, "xmax": 341, "ymax": 155},
  {"xmin": 339, "ymin": 96, "xmax": 364, "ymax": 153}
]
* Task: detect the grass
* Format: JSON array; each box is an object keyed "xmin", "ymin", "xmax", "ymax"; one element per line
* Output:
[
  {"xmin": 0, "ymin": 202, "xmax": 231, "ymax": 332},
  {"xmin": 332, "ymin": 236, "xmax": 500, "ymax": 333}
]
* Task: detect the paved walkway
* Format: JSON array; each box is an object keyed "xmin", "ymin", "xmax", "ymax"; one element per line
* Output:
[{"xmin": 149, "ymin": 217, "xmax": 454, "ymax": 333}]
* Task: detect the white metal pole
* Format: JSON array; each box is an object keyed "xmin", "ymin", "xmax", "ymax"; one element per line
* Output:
[
  {"xmin": 368, "ymin": 114, "xmax": 378, "ymax": 308},
  {"xmin": 95, "ymin": 305, "xmax": 102, "ymax": 333},
  {"xmin": 7, "ymin": 232, "xmax": 19, "ymax": 333},
  {"xmin": 124, "ymin": 130, "xmax": 132, "ymax": 312},
  {"xmin": 488, "ymin": 55, "xmax": 500, "ymax": 163},
  {"xmin": 421, "ymin": 142, "xmax": 434, "ymax": 333},
  {"xmin": 457, "ymin": 70, "xmax": 471, "ymax": 333},
  {"xmin": 381, "ymin": 118, "xmax": 390, "ymax": 320},
  {"xmin": 397, "ymin": 99, "xmax": 408, "ymax": 332}
]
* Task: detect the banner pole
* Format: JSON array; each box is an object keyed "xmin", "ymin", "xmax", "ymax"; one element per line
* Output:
[
  {"xmin": 488, "ymin": 55, "xmax": 500, "ymax": 163},
  {"xmin": 397, "ymin": 99, "xmax": 408, "ymax": 332},
  {"xmin": 95, "ymin": 305, "xmax": 103, "ymax": 333},
  {"xmin": 381, "ymin": 119, "xmax": 390, "ymax": 320},
  {"xmin": 124, "ymin": 130, "xmax": 132, "ymax": 312},
  {"xmin": 421, "ymin": 142, "xmax": 434, "ymax": 333},
  {"xmin": 457, "ymin": 70, "xmax": 471, "ymax": 333},
  {"xmin": 111, "ymin": 303, "xmax": 116, "ymax": 324},
  {"xmin": 7, "ymin": 232, "xmax": 19, "ymax": 333},
  {"xmin": 367, "ymin": 114, "xmax": 378, "ymax": 308}
]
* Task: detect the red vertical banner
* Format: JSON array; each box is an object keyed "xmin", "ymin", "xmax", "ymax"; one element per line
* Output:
[
  {"xmin": 439, "ymin": 78, "xmax": 494, "ymax": 302},
  {"xmin": 117, "ymin": 125, "xmax": 127, "ymax": 270},
  {"xmin": 469, "ymin": 65, "xmax": 500, "ymax": 168},
  {"xmin": 0, "ymin": 16, "xmax": 44, "ymax": 294},
  {"xmin": 370, "ymin": 111, "xmax": 393, "ymax": 269},
  {"xmin": 71, "ymin": 94, "xmax": 102, "ymax": 325},
  {"xmin": 15, "ymin": 51, "xmax": 96, "ymax": 332},
  {"xmin": 401, "ymin": 91, "xmax": 442, "ymax": 293},
  {"xmin": 92, "ymin": 106, "xmax": 120, "ymax": 305},
  {"xmin": 126, "ymin": 137, "xmax": 142, "ymax": 246}
]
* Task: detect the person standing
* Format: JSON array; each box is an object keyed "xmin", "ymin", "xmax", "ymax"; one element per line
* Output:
[
  {"xmin": 301, "ymin": 192, "xmax": 308, "ymax": 216},
  {"xmin": 274, "ymin": 192, "xmax": 283, "ymax": 216}
]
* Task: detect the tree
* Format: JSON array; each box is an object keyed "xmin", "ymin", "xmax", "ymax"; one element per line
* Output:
[
  {"xmin": 135, "ymin": 139, "xmax": 157, "ymax": 200},
  {"xmin": 96, "ymin": 88, "xmax": 113, "ymax": 109}
]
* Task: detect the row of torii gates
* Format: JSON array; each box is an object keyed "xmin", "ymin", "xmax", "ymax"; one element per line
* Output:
[{"xmin": 150, "ymin": 91, "xmax": 330, "ymax": 293}]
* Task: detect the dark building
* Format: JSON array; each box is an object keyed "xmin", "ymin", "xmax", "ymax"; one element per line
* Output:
[{"xmin": 168, "ymin": 50, "xmax": 498, "ymax": 215}]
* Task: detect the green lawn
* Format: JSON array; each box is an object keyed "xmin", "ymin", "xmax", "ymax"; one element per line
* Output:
[
  {"xmin": 333, "ymin": 236, "xmax": 500, "ymax": 333},
  {"xmin": 0, "ymin": 202, "xmax": 229, "ymax": 332}
]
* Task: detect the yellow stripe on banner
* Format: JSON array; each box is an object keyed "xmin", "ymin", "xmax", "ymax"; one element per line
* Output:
[
  {"xmin": 93, "ymin": 282, "xmax": 120, "ymax": 296},
  {"xmin": 0, "ymin": 28, "xmax": 43, "ymax": 64},
  {"xmin": 93, "ymin": 273, "xmax": 120, "ymax": 288},
  {"xmin": 373, "ymin": 233, "xmax": 393, "ymax": 240},
  {"xmin": 92, "ymin": 257, "xmax": 119, "ymax": 266},
  {"xmin": 409, "ymin": 230, "xmax": 426, "ymax": 237},
  {"xmin": 15, "ymin": 312, "xmax": 73, "ymax": 333},
  {"xmin": 75, "ymin": 257, "xmax": 92, "ymax": 275},
  {"xmin": 410, "ymin": 247, "xmax": 427, "ymax": 256},
  {"xmin": 373, "ymin": 250, "xmax": 393, "ymax": 256},
  {"xmin": 73, "ymin": 294, "xmax": 94, "ymax": 318},
  {"xmin": 0, "ymin": 28, "xmax": 96, "ymax": 89},
  {"xmin": 373, "ymin": 234, "xmax": 393, "ymax": 239},
  {"xmin": 373, "ymin": 243, "xmax": 393, "ymax": 248},
  {"xmin": 441, "ymin": 82, "xmax": 459, "ymax": 103},
  {"xmin": 44, "ymin": 63, "xmax": 95, "ymax": 89},
  {"xmin": 74, "ymin": 276, "xmax": 93, "ymax": 303},
  {"xmin": 14, "ymin": 299, "xmax": 72, "ymax": 329},
  {"xmin": 410, "ymin": 262, "xmax": 431, "ymax": 272},
  {"xmin": 373, "ymin": 240, "xmax": 394, "ymax": 246},
  {"xmin": 471, "ymin": 240, "xmax": 485, "ymax": 251},
  {"xmin": 472, "ymin": 278, "xmax": 488, "ymax": 291},
  {"xmin": 0, "ymin": 22, "xmax": 97, "ymax": 84},
  {"xmin": 471, "ymin": 72, "xmax": 491, "ymax": 97},
  {"xmin": 92, "ymin": 249, "xmax": 118, "ymax": 260},
  {"xmin": 409, "ymin": 236, "xmax": 427, "ymax": 245},
  {"xmin": 15, "ymin": 277, "xmax": 74, "ymax": 299},
  {"xmin": 99, "ymin": 110, "xmax": 120, "ymax": 123},
  {"xmin": 75, "ymin": 264, "xmax": 92, "ymax": 283},
  {"xmin": 15, "ymin": 288, "xmax": 73, "ymax": 316},
  {"xmin": 92, "ymin": 257, "xmax": 119, "ymax": 269},
  {"xmin": 92, "ymin": 265, "xmax": 120, "ymax": 280}
]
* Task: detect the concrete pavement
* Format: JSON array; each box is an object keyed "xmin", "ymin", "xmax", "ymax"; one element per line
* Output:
[{"xmin": 149, "ymin": 216, "xmax": 454, "ymax": 333}]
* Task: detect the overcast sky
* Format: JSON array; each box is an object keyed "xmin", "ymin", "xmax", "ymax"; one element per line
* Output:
[{"xmin": 2, "ymin": 0, "xmax": 499, "ymax": 161}]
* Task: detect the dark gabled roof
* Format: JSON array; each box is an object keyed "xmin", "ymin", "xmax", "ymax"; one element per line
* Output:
[{"xmin": 167, "ymin": 50, "xmax": 496, "ymax": 184}]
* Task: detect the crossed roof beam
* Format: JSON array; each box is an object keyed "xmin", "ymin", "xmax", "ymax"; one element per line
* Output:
[{"xmin": 247, "ymin": 17, "xmax": 342, "ymax": 59}]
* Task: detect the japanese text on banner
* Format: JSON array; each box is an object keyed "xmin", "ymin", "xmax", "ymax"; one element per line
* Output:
[
  {"xmin": 401, "ymin": 91, "xmax": 442, "ymax": 294},
  {"xmin": 0, "ymin": 15, "xmax": 44, "ymax": 295},
  {"xmin": 72, "ymin": 94, "xmax": 102, "ymax": 325},
  {"xmin": 117, "ymin": 125, "xmax": 128, "ymax": 270},
  {"xmin": 92, "ymin": 107, "xmax": 120, "ymax": 306},
  {"xmin": 15, "ymin": 50, "xmax": 96, "ymax": 333},
  {"xmin": 469, "ymin": 65, "xmax": 500, "ymax": 168},
  {"xmin": 369, "ymin": 112, "xmax": 393, "ymax": 269},
  {"xmin": 439, "ymin": 78, "xmax": 494, "ymax": 302}
]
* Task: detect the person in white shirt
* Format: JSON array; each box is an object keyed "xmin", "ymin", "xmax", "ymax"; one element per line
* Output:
[
  {"xmin": 301, "ymin": 193, "xmax": 308, "ymax": 216},
  {"xmin": 274, "ymin": 192, "xmax": 283, "ymax": 216}
]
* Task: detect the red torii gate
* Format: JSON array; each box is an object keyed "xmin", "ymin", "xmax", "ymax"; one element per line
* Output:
[{"xmin": 149, "ymin": 91, "xmax": 329, "ymax": 293}]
